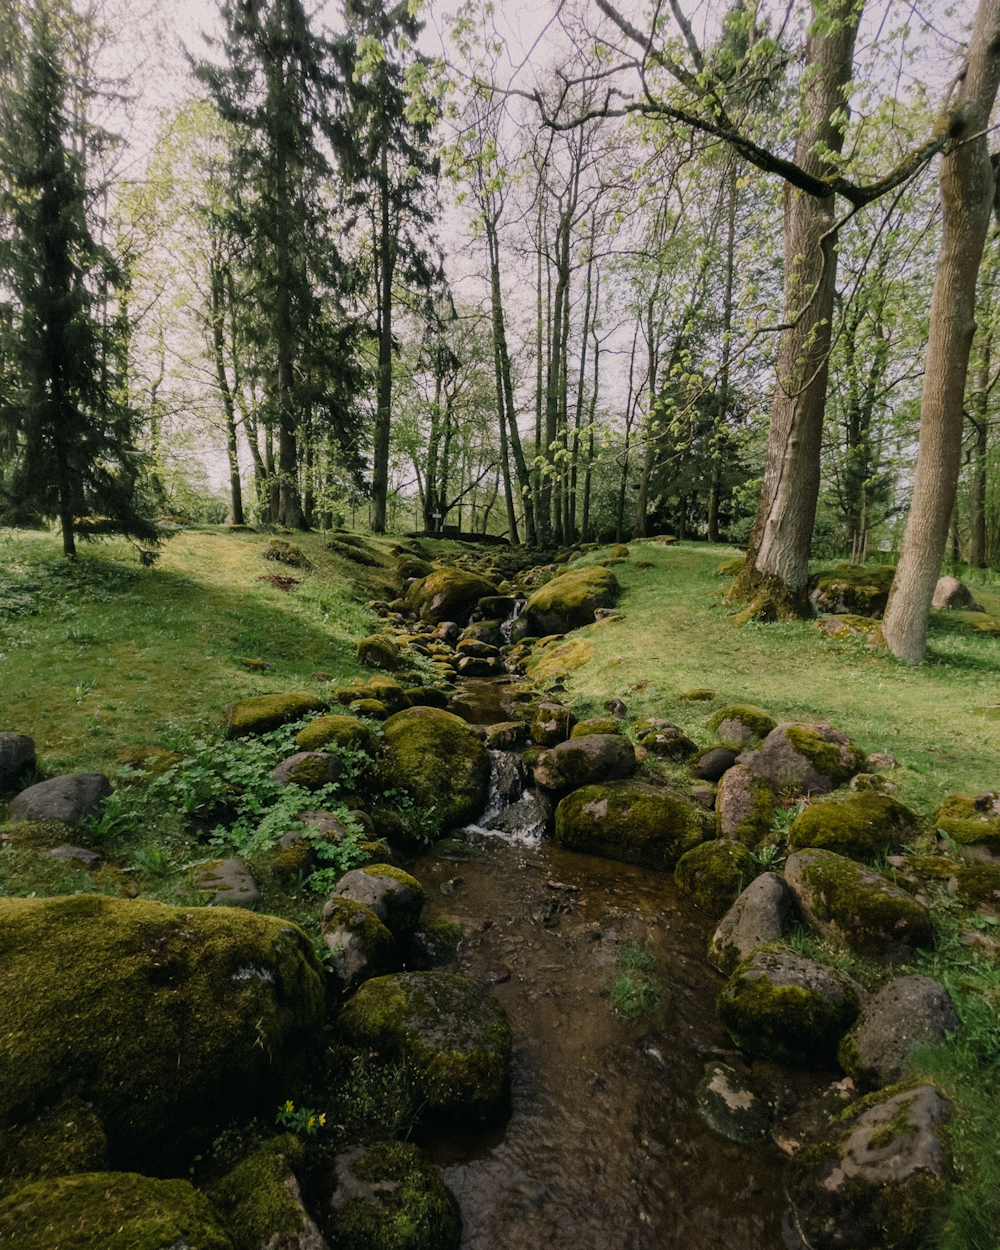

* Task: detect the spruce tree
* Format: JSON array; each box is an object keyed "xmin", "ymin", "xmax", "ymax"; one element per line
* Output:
[{"xmin": 0, "ymin": 6, "xmax": 154, "ymax": 557}]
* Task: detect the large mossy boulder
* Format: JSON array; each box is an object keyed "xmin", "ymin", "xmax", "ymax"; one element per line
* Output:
[
  {"xmin": 809, "ymin": 562, "xmax": 897, "ymax": 618},
  {"xmin": 786, "ymin": 1082, "xmax": 953, "ymax": 1250},
  {"xmin": 295, "ymin": 715, "xmax": 373, "ymax": 754},
  {"xmin": 337, "ymin": 972, "xmax": 511, "ymax": 1122},
  {"xmin": 934, "ymin": 792, "xmax": 1000, "ymax": 861},
  {"xmin": 714, "ymin": 765, "xmax": 776, "ymax": 847},
  {"xmin": 356, "ymin": 635, "xmax": 400, "ymax": 671},
  {"xmin": 737, "ymin": 722, "xmax": 866, "ymax": 795},
  {"xmin": 674, "ymin": 840, "xmax": 757, "ymax": 920},
  {"xmin": 321, "ymin": 899, "xmax": 398, "ymax": 997},
  {"xmin": 224, "ymin": 693, "xmax": 329, "ymax": 738},
  {"xmin": 211, "ymin": 1135, "xmax": 323, "ymax": 1250},
  {"xmin": 523, "ymin": 565, "xmax": 620, "ymax": 635},
  {"xmin": 785, "ymin": 848, "xmax": 933, "ymax": 964},
  {"xmin": 329, "ymin": 1140, "xmax": 461, "ymax": 1250},
  {"xmin": 532, "ymin": 734, "xmax": 636, "ymax": 792},
  {"xmin": 788, "ymin": 792, "xmax": 919, "ymax": 860},
  {"xmin": 0, "ymin": 1095, "xmax": 108, "ymax": 1199},
  {"xmin": 382, "ymin": 708, "xmax": 489, "ymax": 833},
  {"xmin": 717, "ymin": 948, "xmax": 862, "ymax": 1066},
  {"xmin": 838, "ymin": 977, "xmax": 959, "ymax": 1093},
  {"xmin": 0, "ymin": 1172, "xmax": 234, "ymax": 1250},
  {"xmin": 405, "ymin": 569, "xmax": 498, "ymax": 625},
  {"xmin": 555, "ymin": 781, "xmax": 710, "ymax": 871},
  {"xmin": 330, "ymin": 865, "xmax": 426, "ymax": 938},
  {"xmin": 706, "ymin": 704, "xmax": 777, "ymax": 746},
  {"xmin": 0, "ymin": 895, "xmax": 324, "ymax": 1172}
]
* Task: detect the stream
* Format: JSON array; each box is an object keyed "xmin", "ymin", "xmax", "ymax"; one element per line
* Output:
[{"xmin": 401, "ymin": 674, "xmax": 827, "ymax": 1250}]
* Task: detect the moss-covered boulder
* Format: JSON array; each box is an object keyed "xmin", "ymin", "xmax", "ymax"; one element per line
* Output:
[
  {"xmin": 0, "ymin": 1096, "xmax": 108, "ymax": 1199},
  {"xmin": 321, "ymin": 899, "xmax": 398, "ymax": 997},
  {"xmin": 555, "ymin": 781, "xmax": 710, "ymax": 871},
  {"xmin": 397, "ymin": 555, "xmax": 434, "ymax": 581},
  {"xmin": 695, "ymin": 1062, "xmax": 770, "ymax": 1145},
  {"xmin": 295, "ymin": 715, "xmax": 373, "ymax": 754},
  {"xmin": 708, "ymin": 872, "xmax": 793, "ymax": 976},
  {"xmin": 786, "ymin": 1082, "xmax": 953, "ymax": 1250},
  {"xmin": 570, "ymin": 716, "xmax": 621, "ymax": 738},
  {"xmin": 485, "ymin": 721, "xmax": 529, "ymax": 749},
  {"xmin": 717, "ymin": 947, "xmax": 862, "ymax": 1066},
  {"xmin": 737, "ymin": 722, "xmax": 866, "ymax": 795},
  {"xmin": 531, "ymin": 701, "xmax": 576, "ymax": 746},
  {"xmin": 405, "ymin": 569, "xmax": 498, "ymax": 625},
  {"xmin": 0, "ymin": 1172, "xmax": 234, "ymax": 1250},
  {"xmin": 788, "ymin": 792, "xmax": 919, "ymax": 860},
  {"xmin": 707, "ymin": 704, "xmax": 776, "ymax": 746},
  {"xmin": 814, "ymin": 614, "xmax": 885, "ymax": 645},
  {"xmin": 838, "ymin": 977, "xmax": 959, "ymax": 1093},
  {"xmin": 636, "ymin": 721, "xmax": 699, "ymax": 760},
  {"xmin": 523, "ymin": 565, "xmax": 620, "ymax": 635},
  {"xmin": 330, "ymin": 865, "xmax": 427, "ymax": 938},
  {"xmin": 328, "ymin": 1140, "xmax": 461, "ymax": 1250},
  {"xmin": 0, "ymin": 895, "xmax": 324, "ymax": 1172},
  {"xmin": 714, "ymin": 765, "xmax": 776, "ymax": 847},
  {"xmin": 674, "ymin": 840, "xmax": 757, "ymax": 920},
  {"xmin": 224, "ymin": 693, "xmax": 328, "ymax": 738},
  {"xmin": 337, "ymin": 972, "xmax": 511, "ymax": 1122},
  {"xmin": 336, "ymin": 677, "xmax": 409, "ymax": 714},
  {"xmin": 934, "ymin": 792, "xmax": 1000, "ymax": 861},
  {"xmin": 785, "ymin": 849, "xmax": 933, "ymax": 964},
  {"xmin": 211, "ymin": 1135, "xmax": 323, "ymax": 1250},
  {"xmin": 382, "ymin": 708, "xmax": 489, "ymax": 833},
  {"xmin": 357, "ymin": 634, "xmax": 400, "ymax": 671},
  {"xmin": 532, "ymin": 734, "xmax": 636, "ymax": 792},
  {"xmin": 270, "ymin": 751, "xmax": 343, "ymax": 790},
  {"xmin": 264, "ymin": 538, "xmax": 312, "ymax": 569},
  {"xmin": 689, "ymin": 746, "xmax": 739, "ymax": 782},
  {"xmin": 809, "ymin": 562, "xmax": 897, "ymax": 618}
]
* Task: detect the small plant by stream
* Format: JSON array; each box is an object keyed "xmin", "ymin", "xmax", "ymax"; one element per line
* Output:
[{"xmin": 609, "ymin": 941, "xmax": 663, "ymax": 1020}]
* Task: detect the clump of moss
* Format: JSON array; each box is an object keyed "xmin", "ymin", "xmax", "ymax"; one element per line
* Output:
[
  {"xmin": 788, "ymin": 791, "xmax": 919, "ymax": 861},
  {"xmin": 295, "ymin": 715, "xmax": 373, "ymax": 754},
  {"xmin": 211, "ymin": 1135, "xmax": 315, "ymax": 1250},
  {"xmin": 264, "ymin": 538, "xmax": 312, "ymax": 569},
  {"xmin": 0, "ymin": 1171, "xmax": 234, "ymax": 1250},
  {"xmin": 224, "ymin": 693, "xmax": 329, "ymax": 739},
  {"xmin": 329, "ymin": 1140, "xmax": 461, "ymax": 1250},
  {"xmin": 0, "ymin": 1096, "xmax": 108, "ymax": 1199},
  {"xmin": 707, "ymin": 704, "xmax": 776, "ymax": 741},
  {"xmin": 934, "ymin": 793, "xmax": 1000, "ymax": 856},
  {"xmin": 382, "ymin": 709, "xmax": 489, "ymax": 833},
  {"xmin": 674, "ymin": 840, "xmax": 757, "ymax": 919},
  {"xmin": 555, "ymin": 781, "xmax": 709, "ymax": 872}
]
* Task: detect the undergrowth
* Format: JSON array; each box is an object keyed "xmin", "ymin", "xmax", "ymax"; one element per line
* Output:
[{"xmin": 609, "ymin": 941, "xmax": 663, "ymax": 1020}]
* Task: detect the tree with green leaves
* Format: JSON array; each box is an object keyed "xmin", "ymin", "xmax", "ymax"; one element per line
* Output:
[{"xmin": 0, "ymin": 3, "xmax": 154, "ymax": 557}]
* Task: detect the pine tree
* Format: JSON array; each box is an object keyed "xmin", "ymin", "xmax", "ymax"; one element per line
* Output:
[{"xmin": 0, "ymin": 5, "xmax": 154, "ymax": 558}]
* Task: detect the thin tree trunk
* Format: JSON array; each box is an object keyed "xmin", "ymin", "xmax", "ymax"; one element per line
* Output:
[
  {"xmin": 634, "ymin": 293, "xmax": 659, "ymax": 538},
  {"xmin": 210, "ymin": 257, "xmax": 244, "ymax": 526},
  {"xmin": 883, "ymin": 0, "xmax": 1000, "ymax": 661},
  {"xmin": 708, "ymin": 163, "xmax": 738, "ymax": 543},
  {"xmin": 729, "ymin": 0, "xmax": 861, "ymax": 617},
  {"xmin": 969, "ymin": 325, "xmax": 992, "ymax": 567},
  {"xmin": 372, "ymin": 141, "xmax": 394, "ymax": 534}
]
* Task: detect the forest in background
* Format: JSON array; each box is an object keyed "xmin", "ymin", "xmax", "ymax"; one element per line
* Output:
[{"xmin": 1, "ymin": 0, "xmax": 998, "ymax": 662}]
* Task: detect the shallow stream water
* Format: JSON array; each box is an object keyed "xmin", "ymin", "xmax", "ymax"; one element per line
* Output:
[{"xmin": 402, "ymin": 677, "xmax": 826, "ymax": 1250}]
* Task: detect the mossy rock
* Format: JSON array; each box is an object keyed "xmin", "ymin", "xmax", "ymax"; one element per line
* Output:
[
  {"xmin": 404, "ymin": 569, "xmax": 498, "ymax": 625},
  {"xmin": 715, "ymin": 557, "xmax": 745, "ymax": 576},
  {"xmin": 0, "ymin": 1171, "xmax": 234, "ymax": 1250},
  {"xmin": 954, "ymin": 861, "xmax": 1000, "ymax": 906},
  {"xmin": 678, "ymin": 687, "xmax": 716, "ymax": 701},
  {"xmin": 333, "ymin": 865, "xmax": 428, "ymax": 938},
  {"xmin": 786, "ymin": 1082, "xmax": 953, "ymax": 1250},
  {"xmin": 814, "ymin": 614, "xmax": 885, "ymax": 645},
  {"xmin": 706, "ymin": 704, "xmax": 776, "ymax": 745},
  {"xmin": 329, "ymin": 1140, "xmax": 461, "ymax": 1250},
  {"xmin": 785, "ymin": 848, "xmax": 933, "ymax": 964},
  {"xmin": 321, "ymin": 899, "xmax": 398, "ymax": 997},
  {"xmin": 934, "ymin": 793, "xmax": 1000, "ymax": 859},
  {"xmin": 223, "ymin": 693, "xmax": 329, "ymax": 739},
  {"xmin": 0, "ymin": 896, "xmax": 324, "ymax": 1173},
  {"xmin": 570, "ymin": 716, "xmax": 621, "ymax": 738},
  {"xmin": 530, "ymin": 702, "xmax": 576, "ymax": 746},
  {"xmin": 738, "ymin": 721, "xmax": 865, "ymax": 795},
  {"xmin": 788, "ymin": 792, "xmax": 919, "ymax": 861},
  {"xmin": 414, "ymin": 916, "xmax": 463, "ymax": 965},
  {"xmin": 695, "ymin": 1061, "xmax": 770, "ymax": 1144},
  {"xmin": 715, "ymin": 766, "xmax": 776, "ymax": 848},
  {"xmin": 523, "ymin": 637, "xmax": 593, "ymax": 682},
  {"xmin": 555, "ymin": 781, "xmax": 710, "ymax": 872},
  {"xmin": 211, "ymin": 1135, "xmax": 321, "ymax": 1250},
  {"xmin": 357, "ymin": 635, "xmax": 400, "ymax": 671},
  {"xmin": 337, "ymin": 972, "xmax": 511, "ymax": 1122},
  {"xmin": 295, "ymin": 715, "xmax": 373, "ymax": 754},
  {"xmin": 674, "ymin": 840, "xmax": 758, "ymax": 920},
  {"xmin": 382, "ymin": 708, "xmax": 489, "ymax": 833},
  {"xmin": 263, "ymin": 538, "xmax": 312, "ymax": 569},
  {"xmin": 0, "ymin": 1096, "xmax": 108, "ymax": 1199},
  {"xmin": 397, "ymin": 555, "xmax": 435, "ymax": 581},
  {"xmin": 523, "ymin": 565, "xmax": 620, "ymax": 635},
  {"xmin": 327, "ymin": 539, "xmax": 383, "ymax": 566},
  {"xmin": 810, "ymin": 562, "xmax": 897, "ymax": 618},
  {"xmin": 717, "ymin": 947, "xmax": 861, "ymax": 1066}
]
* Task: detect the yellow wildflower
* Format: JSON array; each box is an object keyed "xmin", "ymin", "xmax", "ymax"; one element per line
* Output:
[
  {"xmin": 284, "ymin": 1100, "xmax": 294, "ymax": 1113},
  {"xmin": 318, "ymin": 1114, "xmax": 327, "ymax": 1127}
]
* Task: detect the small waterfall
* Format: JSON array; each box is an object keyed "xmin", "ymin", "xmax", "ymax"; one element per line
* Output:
[
  {"xmin": 500, "ymin": 597, "xmax": 526, "ymax": 645},
  {"xmin": 464, "ymin": 748, "xmax": 551, "ymax": 845},
  {"xmin": 480, "ymin": 750, "xmax": 526, "ymax": 823}
]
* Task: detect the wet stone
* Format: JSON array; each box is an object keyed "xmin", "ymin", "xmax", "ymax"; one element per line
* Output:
[{"xmin": 695, "ymin": 1062, "xmax": 770, "ymax": 1144}]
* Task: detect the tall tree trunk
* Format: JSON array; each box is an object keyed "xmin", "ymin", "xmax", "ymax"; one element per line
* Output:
[
  {"xmin": 372, "ymin": 142, "xmax": 394, "ymax": 534},
  {"xmin": 883, "ymin": 0, "xmax": 1000, "ymax": 662},
  {"xmin": 274, "ymin": 137, "xmax": 305, "ymax": 530},
  {"xmin": 634, "ymin": 294, "xmax": 659, "ymax": 538},
  {"xmin": 969, "ymin": 324, "xmax": 992, "ymax": 567},
  {"xmin": 729, "ymin": 0, "xmax": 861, "ymax": 618},
  {"xmin": 708, "ymin": 164, "xmax": 738, "ymax": 543},
  {"xmin": 210, "ymin": 256, "xmax": 244, "ymax": 526},
  {"xmin": 485, "ymin": 217, "xmax": 526, "ymax": 544}
]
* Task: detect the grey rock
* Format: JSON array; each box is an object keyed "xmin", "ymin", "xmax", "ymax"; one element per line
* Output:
[
  {"xmin": 695, "ymin": 1062, "xmax": 770, "ymax": 1144},
  {"xmin": 346, "ymin": 809, "xmax": 376, "ymax": 838},
  {"xmin": 270, "ymin": 752, "xmax": 343, "ymax": 789},
  {"xmin": 48, "ymin": 845, "xmax": 103, "ymax": 870},
  {"xmin": 787, "ymin": 1084, "xmax": 953, "ymax": 1250},
  {"xmin": 9, "ymin": 773, "xmax": 112, "ymax": 827},
  {"xmin": 715, "ymin": 764, "xmax": 775, "ymax": 843},
  {"xmin": 932, "ymin": 574, "xmax": 983, "ymax": 611},
  {"xmin": 708, "ymin": 872, "xmax": 793, "ymax": 975},
  {"xmin": 483, "ymin": 790, "xmax": 552, "ymax": 839},
  {"xmin": 321, "ymin": 900, "xmax": 396, "ymax": 996},
  {"xmin": 0, "ymin": 732, "xmax": 35, "ymax": 789},
  {"xmin": 331, "ymin": 866, "xmax": 424, "ymax": 938},
  {"xmin": 737, "ymin": 722, "xmax": 865, "ymax": 795},
  {"xmin": 298, "ymin": 810, "xmax": 348, "ymax": 839},
  {"xmin": 638, "ymin": 723, "xmax": 699, "ymax": 760},
  {"xmin": 840, "ymin": 976, "xmax": 959, "ymax": 1091},
  {"xmin": 866, "ymin": 751, "xmax": 898, "ymax": 770},
  {"xmin": 690, "ymin": 747, "xmax": 738, "ymax": 782},
  {"xmin": 714, "ymin": 717, "xmax": 764, "ymax": 746},
  {"xmin": 604, "ymin": 697, "xmax": 628, "ymax": 718},
  {"xmin": 690, "ymin": 783, "xmax": 716, "ymax": 810},
  {"xmin": 193, "ymin": 857, "xmax": 260, "ymax": 908},
  {"xmin": 532, "ymin": 734, "xmax": 636, "ymax": 792}
]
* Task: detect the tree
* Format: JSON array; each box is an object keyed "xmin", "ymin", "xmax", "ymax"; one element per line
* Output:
[
  {"xmin": 882, "ymin": 0, "xmax": 1000, "ymax": 663},
  {"xmin": 0, "ymin": 4, "xmax": 154, "ymax": 557}
]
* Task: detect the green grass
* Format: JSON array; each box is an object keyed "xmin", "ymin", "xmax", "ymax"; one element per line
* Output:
[{"xmin": 609, "ymin": 941, "xmax": 663, "ymax": 1020}]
